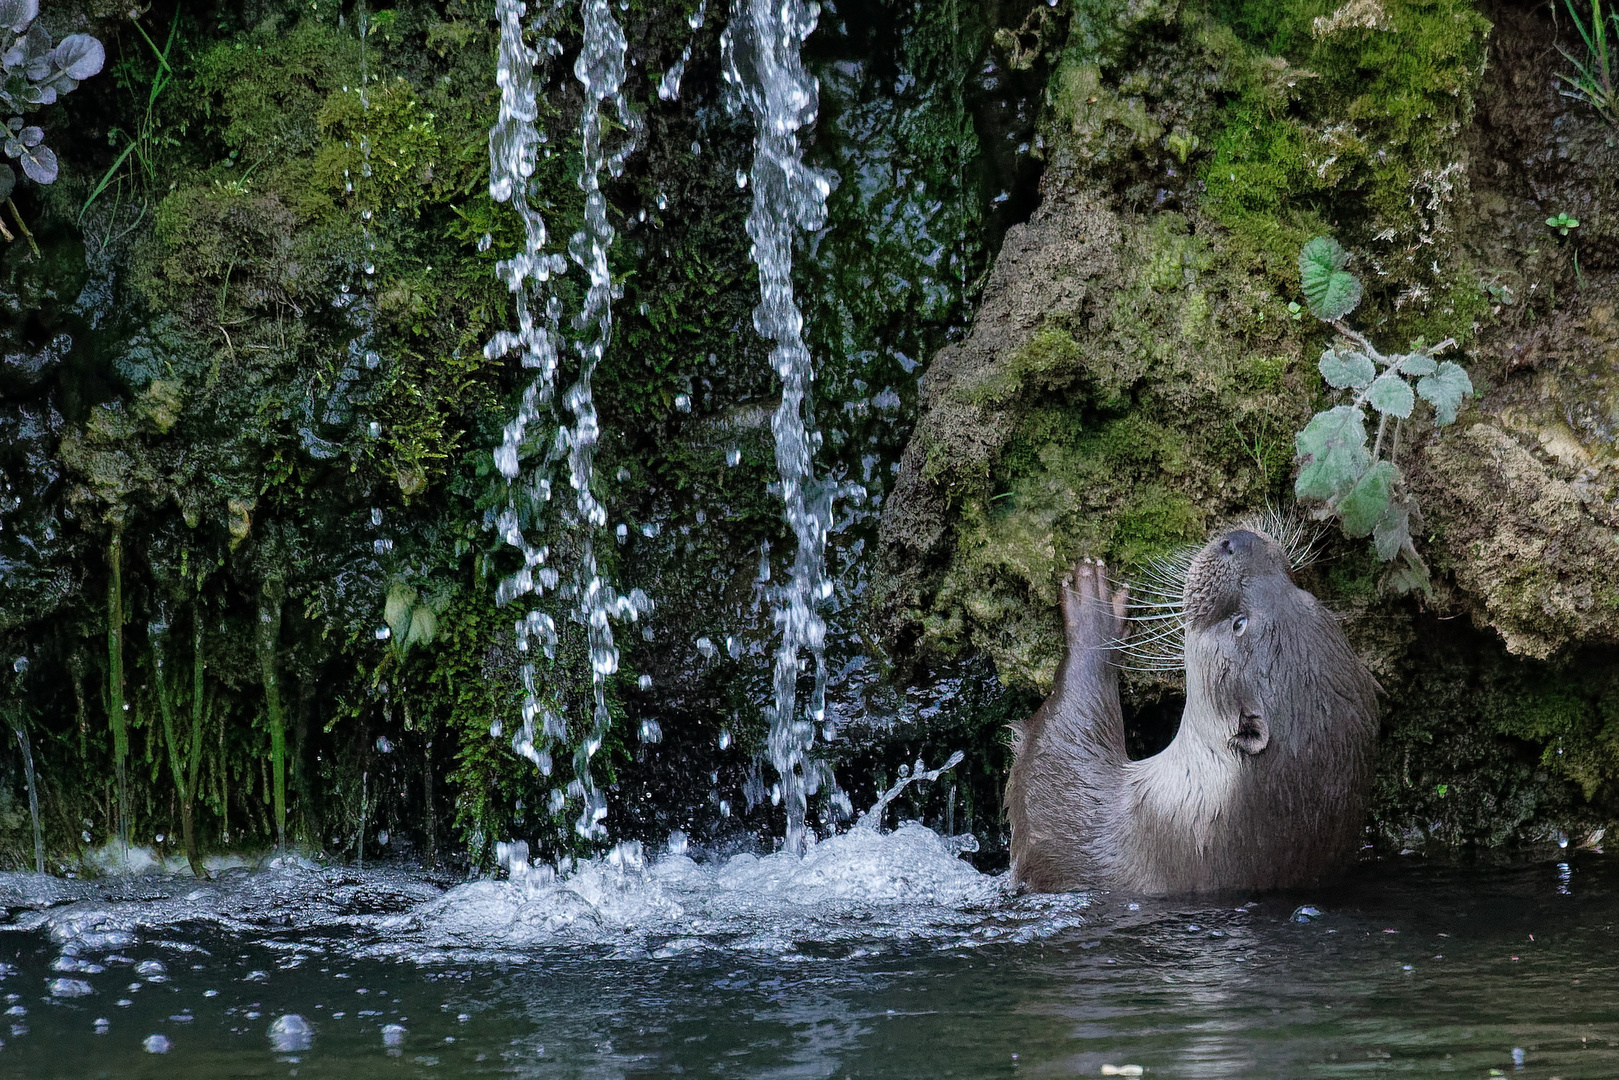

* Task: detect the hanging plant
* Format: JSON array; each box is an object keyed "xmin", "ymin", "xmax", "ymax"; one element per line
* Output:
[{"xmin": 0, "ymin": 0, "xmax": 104, "ymax": 199}]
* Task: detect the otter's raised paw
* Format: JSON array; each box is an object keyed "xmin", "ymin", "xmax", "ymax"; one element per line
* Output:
[{"xmin": 1060, "ymin": 559, "xmax": 1129, "ymax": 657}]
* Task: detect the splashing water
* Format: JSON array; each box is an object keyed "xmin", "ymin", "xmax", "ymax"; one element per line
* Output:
[
  {"xmin": 564, "ymin": 0, "xmax": 650, "ymax": 838},
  {"xmin": 722, "ymin": 0, "xmax": 839, "ymax": 856}
]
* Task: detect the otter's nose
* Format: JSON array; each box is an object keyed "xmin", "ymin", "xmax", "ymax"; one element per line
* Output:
[{"xmin": 1219, "ymin": 529, "xmax": 1261, "ymax": 556}]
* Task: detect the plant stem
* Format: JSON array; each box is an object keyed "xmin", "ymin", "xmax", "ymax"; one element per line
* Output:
[
  {"xmin": 5, "ymin": 199, "xmax": 39, "ymax": 258},
  {"xmin": 258, "ymin": 590, "xmax": 288, "ymax": 850},
  {"xmin": 107, "ymin": 528, "xmax": 129, "ymax": 848}
]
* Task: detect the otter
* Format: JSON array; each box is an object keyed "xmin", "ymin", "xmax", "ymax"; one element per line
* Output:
[{"xmin": 1005, "ymin": 528, "xmax": 1379, "ymax": 894}]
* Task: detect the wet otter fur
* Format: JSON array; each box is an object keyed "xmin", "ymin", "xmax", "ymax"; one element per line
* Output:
[{"xmin": 1006, "ymin": 528, "xmax": 1379, "ymax": 894}]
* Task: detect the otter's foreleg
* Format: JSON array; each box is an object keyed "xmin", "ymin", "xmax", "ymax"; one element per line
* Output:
[{"xmin": 1006, "ymin": 560, "xmax": 1130, "ymax": 890}]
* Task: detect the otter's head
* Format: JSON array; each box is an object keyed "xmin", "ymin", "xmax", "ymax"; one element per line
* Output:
[{"xmin": 1180, "ymin": 527, "xmax": 1329, "ymax": 759}]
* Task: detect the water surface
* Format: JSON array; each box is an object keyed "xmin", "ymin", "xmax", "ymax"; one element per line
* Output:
[{"xmin": 0, "ymin": 836, "xmax": 1613, "ymax": 1078}]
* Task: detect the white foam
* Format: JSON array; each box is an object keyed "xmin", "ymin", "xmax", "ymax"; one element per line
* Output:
[{"xmin": 0, "ymin": 824, "xmax": 1091, "ymax": 962}]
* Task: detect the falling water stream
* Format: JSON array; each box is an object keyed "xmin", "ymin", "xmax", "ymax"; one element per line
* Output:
[
  {"xmin": 722, "ymin": 0, "xmax": 840, "ymax": 858},
  {"xmin": 488, "ymin": 0, "xmax": 649, "ymax": 839},
  {"xmin": 562, "ymin": 0, "xmax": 650, "ymax": 840},
  {"xmin": 488, "ymin": 0, "xmax": 568, "ymax": 791}
]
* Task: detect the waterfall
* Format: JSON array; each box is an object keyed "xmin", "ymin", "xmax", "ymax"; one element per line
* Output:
[
  {"xmin": 488, "ymin": 0, "xmax": 567, "ymax": 785},
  {"xmin": 564, "ymin": 0, "xmax": 648, "ymax": 839},
  {"xmin": 722, "ymin": 0, "xmax": 836, "ymax": 856},
  {"xmin": 488, "ymin": 0, "xmax": 649, "ymax": 840}
]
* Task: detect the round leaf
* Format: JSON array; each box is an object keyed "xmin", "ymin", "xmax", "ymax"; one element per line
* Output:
[
  {"xmin": 1416, "ymin": 361, "xmax": 1473, "ymax": 426},
  {"xmin": 50, "ymin": 34, "xmax": 103, "ymax": 81},
  {"xmin": 1366, "ymin": 374, "xmax": 1414, "ymax": 418},
  {"xmin": 1319, "ymin": 347, "xmax": 1375, "ymax": 389},
  {"xmin": 1395, "ymin": 354, "xmax": 1437, "ymax": 376},
  {"xmin": 1299, "ymin": 236, "xmax": 1363, "ymax": 321},
  {"xmin": 0, "ymin": 0, "xmax": 37, "ymax": 34},
  {"xmin": 1338, "ymin": 460, "xmax": 1399, "ymax": 538},
  {"xmin": 15, "ymin": 138, "xmax": 52, "ymax": 182},
  {"xmin": 1294, "ymin": 405, "xmax": 1371, "ymax": 503}
]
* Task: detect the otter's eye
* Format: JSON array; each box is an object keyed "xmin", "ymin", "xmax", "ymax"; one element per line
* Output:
[{"xmin": 1232, "ymin": 615, "xmax": 1248, "ymax": 636}]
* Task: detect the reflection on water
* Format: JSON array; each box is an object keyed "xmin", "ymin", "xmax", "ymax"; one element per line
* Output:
[{"xmin": 0, "ymin": 844, "xmax": 1615, "ymax": 1078}]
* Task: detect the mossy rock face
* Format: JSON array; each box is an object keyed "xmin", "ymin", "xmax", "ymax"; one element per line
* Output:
[
  {"xmin": 879, "ymin": 190, "xmax": 1315, "ymax": 689},
  {"xmin": 877, "ymin": 0, "xmax": 1619, "ymax": 843}
]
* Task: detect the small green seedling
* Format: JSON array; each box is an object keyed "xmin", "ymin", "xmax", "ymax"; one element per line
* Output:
[{"xmin": 1547, "ymin": 212, "xmax": 1580, "ymax": 236}]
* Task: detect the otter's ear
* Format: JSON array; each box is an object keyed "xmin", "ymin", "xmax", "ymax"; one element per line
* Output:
[{"xmin": 1233, "ymin": 713, "xmax": 1270, "ymax": 755}]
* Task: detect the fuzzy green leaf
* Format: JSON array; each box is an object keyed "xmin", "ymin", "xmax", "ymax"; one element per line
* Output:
[
  {"xmin": 1366, "ymin": 374, "xmax": 1415, "ymax": 418},
  {"xmin": 1385, "ymin": 550, "xmax": 1433, "ymax": 596},
  {"xmin": 1373, "ymin": 496, "xmax": 1412, "ymax": 561},
  {"xmin": 1299, "ymin": 237, "xmax": 1363, "ymax": 321},
  {"xmin": 1416, "ymin": 361, "xmax": 1472, "ymax": 425},
  {"xmin": 1318, "ymin": 347, "xmax": 1375, "ymax": 389},
  {"xmin": 1395, "ymin": 354, "xmax": 1437, "ymax": 376},
  {"xmin": 1295, "ymin": 405, "xmax": 1370, "ymax": 503},
  {"xmin": 384, "ymin": 582, "xmax": 417, "ymax": 642},
  {"xmin": 1338, "ymin": 460, "xmax": 1398, "ymax": 537}
]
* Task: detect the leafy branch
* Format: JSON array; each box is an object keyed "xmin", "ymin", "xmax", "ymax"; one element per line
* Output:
[{"xmin": 1291, "ymin": 237, "xmax": 1474, "ymax": 593}]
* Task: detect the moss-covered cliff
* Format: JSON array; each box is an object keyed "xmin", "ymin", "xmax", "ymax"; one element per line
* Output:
[{"xmin": 876, "ymin": 0, "xmax": 1619, "ymax": 850}]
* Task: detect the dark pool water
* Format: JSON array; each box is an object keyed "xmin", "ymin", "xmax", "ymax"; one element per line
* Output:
[{"xmin": 0, "ymin": 848, "xmax": 1614, "ymax": 1079}]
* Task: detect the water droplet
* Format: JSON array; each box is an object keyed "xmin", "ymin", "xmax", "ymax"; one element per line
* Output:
[{"xmin": 269, "ymin": 1014, "xmax": 314, "ymax": 1053}]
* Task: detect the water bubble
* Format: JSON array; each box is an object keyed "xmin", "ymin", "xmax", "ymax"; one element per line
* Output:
[
  {"xmin": 639, "ymin": 719, "xmax": 662, "ymax": 744},
  {"xmin": 637, "ymin": 674, "xmax": 653, "ymax": 690},
  {"xmin": 674, "ymin": 393, "xmax": 691, "ymax": 412},
  {"xmin": 375, "ymin": 627, "xmax": 392, "ymax": 641},
  {"xmin": 142, "ymin": 1034, "xmax": 171, "ymax": 1054},
  {"xmin": 369, "ymin": 421, "xmax": 382, "ymax": 438},
  {"xmin": 457, "ymin": 1013, "xmax": 470, "ymax": 1023},
  {"xmin": 382, "ymin": 1024, "xmax": 407, "ymax": 1047},
  {"xmin": 477, "ymin": 233, "xmax": 492, "ymax": 252},
  {"xmin": 370, "ymin": 507, "xmax": 383, "ymax": 526},
  {"xmin": 690, "ymin": 140, "xmax": 701, "ymax": 156},
  {"xmin": 93, "ymin": 1018, "xmax": 109, "ymax": 1034},
  {"xmin": 726, "ymin": 447, "xmax": 741, "ymax": 466},
  {"xmin": 719, "ymin": 799, "xmax": 731, "ymax": 817},
  {"xmin": 268, "ymin": 1014, "xmax": 315, "ymax": 1053},
  {"xmin": 1290, "ymin": 905, "xmax": 1321, "ymax": 923},
  {"xmin": 378, "ymin": 829, "xmax": 390, "ymax": 846},
  {"xmin": 376, "ymin": 736, "xmax": 394, "ymax": 754},
  {"xmin": 656, "ymin": 192, "xmax": 667, "ymax": 210},
  {"xmin": 736, "ymin": 169, "xmax": 749, "ymax": 189},
  {"xmin": 718, "ymin": 729, "xmax": 731, "ymax": 750},
  {"xmin": 135, "ymin": 960, "xmax": 167, "ymax": 980},
  {"xmin": 11, "ymin": 657, "xmax": 26, "ymax": 673}
]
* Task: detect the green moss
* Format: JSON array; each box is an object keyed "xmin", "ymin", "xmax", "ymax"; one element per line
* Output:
[{"xmin": 924, "ymin": 207, "xmax": 1316, "ymax": 687}]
